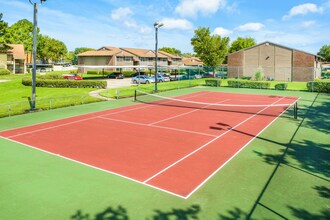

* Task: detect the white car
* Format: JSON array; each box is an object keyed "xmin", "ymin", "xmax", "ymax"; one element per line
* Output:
[{"xmin": 131, "ymin": 75, "xmax": 155, "ymax": 84}]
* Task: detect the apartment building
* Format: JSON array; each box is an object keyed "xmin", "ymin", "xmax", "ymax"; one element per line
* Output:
[{"xmin": 0, "ymin": 44, "xmax": 26, "ymax": 74}]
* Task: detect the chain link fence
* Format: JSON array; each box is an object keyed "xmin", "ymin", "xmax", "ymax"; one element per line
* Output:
[
  {"xmin": 227, "ymin": 66, "xmax": 321, "ymax": 82},
  {"xmin": 0, "ymin": 95, "xmax": 100, "ymax": 118}
]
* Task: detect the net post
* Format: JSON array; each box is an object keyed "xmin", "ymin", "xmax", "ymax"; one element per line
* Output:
[
  {"xmin": 294, "ymin": 102, "xmax": 298, "ymax": 119},
  {"xmin": 134, "ymin": 89, "xmax": 137, "ymax": 101}
]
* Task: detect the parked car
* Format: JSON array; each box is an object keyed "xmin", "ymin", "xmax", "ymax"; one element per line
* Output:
[
  {"xmin": 131, "ymin": 75, "xmax": 155, "ymax": 84},
  {"xmin": 131, "ymin": 71, "xmax": 146, "ymax": 77},
  {"xmin": 107, "ymin": 72, "xmax": 124, "ymax": 79},
  {"xmin": 63, "ymin": 74, "xmax": 82, "ymax": 80},
  {"xmin": 156, "ymin": 72, "xmax": 170, "ymax": 82},
  {"xmin": 154, "ymin": 74, "xmax": 170, "ymax": 82}
]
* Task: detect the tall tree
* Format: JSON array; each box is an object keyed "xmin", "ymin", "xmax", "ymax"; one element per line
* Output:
[
  {"xmin": 317, "ymin": 45, "xmax": 330, "ymax": 62},
  {"xmin": 160, "ymin": 47, "xmax": 182, "ymax": 55},
  {"xmin": 37, "ymin": 35, "xmax": 67, "ymax": 63},
  {"xmin": 0, "ymin": 13, "xmax": 8, "ymax": 44},
  {"xmin": 191, "ymin": 27, "xmax": 230, "ymax": 69},
  {"xmin": 3, "ymin": 19, "xmax": 34, "ymax": 53},
  {"xmin": 229, "ymin": 37, "xmax": 256, "ymax": 53},
  {"xmin": 72, "ymin": 47, "xmax": 94, "ymax": 64}
]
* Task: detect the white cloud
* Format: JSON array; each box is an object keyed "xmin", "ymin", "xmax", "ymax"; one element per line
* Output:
[
  {"xmin": 213, "ymin": 27, "xmax": 232, "ymax": 37},
  {"xmin": 111, "ymin": 7, "xmax": 133, "ymax": 20},
  {"xmin": 235, "ymin": 22, "xmax": 264, "ymax": 31},
  {"xmin": 175, "ymin": 0, "xmax": 226, "ymax": 18},
  {"xmin": 160, "ymin": 18, "xmax": 193, "ymax": 30},
  {"xmin": 282, "ymin": 3, "xmax": 323, "ymax": 20},
  {"xmin": 301, "ymin": 20, "xmax": 316, "ymax": 28}
]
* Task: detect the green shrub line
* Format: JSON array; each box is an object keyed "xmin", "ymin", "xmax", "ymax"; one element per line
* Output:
[
  {"xmin": 22, "ymin": 77, "xmax": 107, "ymax": 89},
  {"xmin": 274, "ymin": 83, "xmax": 288, "ymax": 90},
  {"xmin": 227, "ymin": 79, "xmax": 270, "ymax": 89},
  {"xmin": 0, "ymin": 68, "xmax": 11, "ymax": 75},
  {"xmin": 205, "ymin": 79, "xmax": 221, "ymax": 87},
  {"xmin": 307, "ymin": 81, "xmax": 330, "ymax": 92}
]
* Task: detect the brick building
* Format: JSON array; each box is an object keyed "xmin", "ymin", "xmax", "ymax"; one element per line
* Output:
[{"xmin": 227, "ymin": 41, "xmax": 322, "ymax": 81}]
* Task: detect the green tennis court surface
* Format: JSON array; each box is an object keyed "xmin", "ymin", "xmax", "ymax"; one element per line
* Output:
[{"xmin": 0, "ymin": 87, "xmax": 329, "ymax": 219}]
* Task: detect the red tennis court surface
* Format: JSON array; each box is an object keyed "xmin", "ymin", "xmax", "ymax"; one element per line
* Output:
[{"xmin": 0, "ymin": 91, "xmax": 298, "ymax": 198}]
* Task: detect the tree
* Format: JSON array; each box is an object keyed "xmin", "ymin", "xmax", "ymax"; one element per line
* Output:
[
  {"xmin": 191, "ymin": 27, "xmax": 230, "ymax": 69},
  {"xmin": 229, "ymin": 37, "xmax": 256, "ymax": 53},
  {"xmin": 317, "ymin": 45, "xmax": 330, "ymax": 62},
  {"xmin": 0, "ymin": 13, "xmax": 9, "ymax": 43},
  {"xmin": 37, "ymin": 35, "xmax": 67, "ymax": 63},
  {"xmin": 160, "ymin": 47, "xmax": 182, "ymax": 55},
  {"xmin": 72, "ymin": 47, "xmax": 94, "ymax": 64},
  {"xmin": 3, "ymin": 19, "xmax": 34, "ymax": 53}
]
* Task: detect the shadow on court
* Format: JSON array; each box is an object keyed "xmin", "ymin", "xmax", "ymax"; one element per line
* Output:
[{"xmin": 70, "ymin": 205, "xmax": 201, "ymax": 220}]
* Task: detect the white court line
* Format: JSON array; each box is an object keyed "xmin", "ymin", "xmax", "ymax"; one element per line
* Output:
[
  {"xmin": 183, "ymin": 100, "xmax": 296, "ymax": 199},
  {"xmin": 4, "ymin": 92, "xmax": 208, "ymax": 139},
  {"xmin": 148, "ymin": 99, "xmax": 231, "ymax": 126},
  {"xmin": 0, "ymin": 136, "xmax": 186, "ymax": 199},
  {"xmin": 143, "ymin": 96, "xmax": 287, "ymax": 184},
  {"xmin": 98, "ymin": 116, "xmax": 217, "ymax": 137}
]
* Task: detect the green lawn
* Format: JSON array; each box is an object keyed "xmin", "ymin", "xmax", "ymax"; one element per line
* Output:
[{"xmin": 0, "ymin": 87, "xmax": 328, "ymax": 219}]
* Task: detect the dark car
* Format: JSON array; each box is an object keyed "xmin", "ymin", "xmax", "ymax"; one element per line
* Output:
[
  {"xmin": 131, "ymin": 71, "xmax": 146, "ymax": 77},
  {"xmin": 107, "ymin": 72, "xmax": 124, "ymax": 79}
]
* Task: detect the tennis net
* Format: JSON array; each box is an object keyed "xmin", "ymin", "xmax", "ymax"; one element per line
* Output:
[{"xmin": 134, "ymin": 90, "xmax": 298, "ymax": 118}]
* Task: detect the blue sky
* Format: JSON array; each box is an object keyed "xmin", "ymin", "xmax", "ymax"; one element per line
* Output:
[{"xmin": 1, "ymin": 0, "xmax": 329, "ymax": 54}]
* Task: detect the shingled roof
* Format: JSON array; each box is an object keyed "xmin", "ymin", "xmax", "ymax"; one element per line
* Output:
[{"xmin": 7, "ymin": 44, "xmax": 26, "ymax": 60}]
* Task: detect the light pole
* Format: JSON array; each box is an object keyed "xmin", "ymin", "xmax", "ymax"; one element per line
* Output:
[
  {"xmin": 29, "ymin": 0, "xmax": 46, "ymax": 110},
  {"xmin": 154, "ymin": 22, "xmax": 163, "ymax": 92}
]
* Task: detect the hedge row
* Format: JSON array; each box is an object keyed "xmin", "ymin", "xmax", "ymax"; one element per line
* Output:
[
  {"xmin": 22, "ymin": 78, "xmax": 106, "ymax": 88},
  {"xmin": 227, "ymin": 80, "xmax": 270, "ymax": 89},
  {"xmin": 274, "ymin": 83, "xmax": 288, "ymax": 90},
  {"xmin": 0, "ymin": 68, "xmax": 11, "ymax": 75},
  {"xmin": 307, "ymin": 81, "xmax": 330, "ymax": 92},
  {"xmin": 205, "ymin": 79, "xmax": 221, "ymax": 87}
]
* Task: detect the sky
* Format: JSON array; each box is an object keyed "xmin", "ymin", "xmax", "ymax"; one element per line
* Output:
[{"xmin": 1, "ymin": 0, "xmax": 330, "ymax": 54}]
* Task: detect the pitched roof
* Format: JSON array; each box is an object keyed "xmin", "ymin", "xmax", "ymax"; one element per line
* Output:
[
  {"xmin": 120, "ymin": 47, "xmax": 168, "ymax": 58},
  {"xmin": 78, "ymin": 46, "xmax": 133, "ymax": 57},
  {"xmin": 183, "ymin": 57, "xmax": 203, "ymax": 66},
  {"xmin": 227, "ymin": 41, "xmax": 322, "ymax": 58},
  {"xmin": 159, "ymin": 51, "xmax": 182, "ymax": 59},
  {"xmin": 7, "ymin": 44, "xmax": 26, "ymax": 60}
]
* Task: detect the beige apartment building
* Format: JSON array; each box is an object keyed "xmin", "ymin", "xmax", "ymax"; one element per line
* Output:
[
  {"xmin": 227, "ymin": 41, "xmax": 322, "ymax": 81},
  {"xmin": 77, "ymin": 46, "xmax": 183, "ymax": 72},
  {"xmin": 0, "ymin": 44, "xmax": 26, "ymax": 74}
]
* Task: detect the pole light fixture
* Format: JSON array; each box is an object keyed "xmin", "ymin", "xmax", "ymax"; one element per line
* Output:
[
  {"xmin": 29, "ymin": 0, "xmax": 46, "ymax": 111},
  {"xmin": 154, "ymin": 22, "xmax": 163, "ymax": 92}
]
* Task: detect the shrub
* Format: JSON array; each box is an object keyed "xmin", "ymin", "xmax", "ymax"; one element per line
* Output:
[
  {"xmin": 86, "ymin": 70, "xmax": 99, "ymax": 74},
  {"xmin": 274, "ymin": 83, "xmax": 288, "ymax": 90},
  {"xmin": 227, "ymin": 80, "xmax": 270, "ymax": 89},
  {"xmin": 205, "ymin": 79, "xmax": 221, "ymax": 87},
  {"xmin": 0, "ymin": 68, "xmax": 11, "ymax": 75},
  {"xmin": 239, "ymin": 76, "xmax": 252, "ymax": 80},
  {"xmin": 22, "ymin": 78, "xmax": 107, "ymax": 88},
  {"xmin": 36, "ymin": 73, "xmax": 63, "ymax": 80},
  {"xmin": 306, "ymin": 81, "xmax": 330, "ymax": 93},
  {"xmin": 254, "ymin": 67, "xmax": 264, "ymax": 81}
]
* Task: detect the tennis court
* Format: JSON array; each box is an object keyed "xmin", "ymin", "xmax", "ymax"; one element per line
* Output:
[{"xmin": 0, "ymin": 91, "xmax": 298, "ymax": 198}]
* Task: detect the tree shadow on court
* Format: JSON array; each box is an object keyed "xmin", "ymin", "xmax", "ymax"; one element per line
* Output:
[
  {"xmin": 254, "ymin": 139, "xmax": 330, "ymax": 178},
  {"xmin": 151, "ymin": 205, "xmax": 201, "ymax": 220},
  {"xmin": 313, "ymin": 185, "xmax": 330, "ymax": 199},
  {"xmin": 217, "ymin": 207, "xmax": 250, "ymax": 220},
  {"xmin": 70, "ymin": 205, "xmax": 201, "ymax": 220},
  {"xmin": 287, "ymin": 206, "xmax": 330, "ymax": 220},
  {"xmin": 71, "ymin": 206, "xmax": 128, "ymax": 220},
  {"xmin": 301, "ymin": 98, "xmax": 330, "ymax": 134}
]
